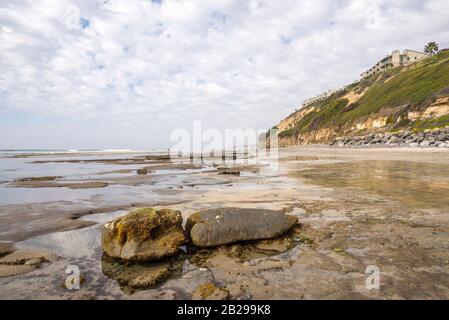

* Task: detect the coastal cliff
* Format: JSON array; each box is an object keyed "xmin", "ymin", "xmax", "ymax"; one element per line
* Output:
[{"xmin": 276, "ymin": 50, "xmax": 449, "ymax": 147}]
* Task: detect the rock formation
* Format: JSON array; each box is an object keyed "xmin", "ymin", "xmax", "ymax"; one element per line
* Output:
[
  {"xmin": 102, "ymin": 208, "xmax": 186, "ymax": 261},
  {"xmin": 185, "ymin": 208, "xmax": 298, "ymax": 248}
]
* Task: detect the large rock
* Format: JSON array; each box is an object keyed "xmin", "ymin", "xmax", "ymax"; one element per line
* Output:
[
  {"xmin": 185, "ymin": 208, "xmax": 298, "ymax": 248},
  {"xmin": 102, "ymin": 208, "xmax": 186, "ymax": 261}
]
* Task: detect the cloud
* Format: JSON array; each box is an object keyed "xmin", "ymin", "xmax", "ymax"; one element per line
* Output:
[{"xmin": 1, "ymin": 0, "xmax": 449, "ymax": 148}]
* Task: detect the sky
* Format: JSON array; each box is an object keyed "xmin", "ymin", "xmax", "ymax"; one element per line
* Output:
[{"xmin": 1, "ymin": 0, "xmax": 449, "ymax": 149}]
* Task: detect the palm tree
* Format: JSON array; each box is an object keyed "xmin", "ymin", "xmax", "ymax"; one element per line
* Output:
[{"xmin": 424, "ymin": 42, "xmax": 439, "ymax": 55}]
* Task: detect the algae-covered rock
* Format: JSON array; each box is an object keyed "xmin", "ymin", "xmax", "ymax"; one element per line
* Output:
[
  {"xmin": 101, "ymin": 208, "xmax": 186, "ymax": 261},
  {"xmin": 101, "ymin": 255, "xmax": 171, "ymax": 290},
  {"xmin": 255, "ymin": 238, "xmax": 291, "ymax": 252},
  {"xmin": 186, "ymin": 208, "xmax": 298, "ymax": 248},
  {"xmin": 0, "ymin": 249, "xmax": 57, "ymax": 265},
  {"xmin": 0, "ymin": 264, "xmax": 36, "ymax": 277},
  {"xmin": 128, "ymin": 265, "xmax": 169, "ymax": 289},
  {"xmin": 192, "ymin": 283, "xmax": 229, "ymax": 300}
]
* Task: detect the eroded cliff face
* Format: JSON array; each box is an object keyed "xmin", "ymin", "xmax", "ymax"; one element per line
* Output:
[
  {"xmin": 277, "ymin": 106, "xmax": 315, "ymax": 132},
  {"xmin": 279, "ymin": 128, "xmax": 337, "ymax": 147},
  {"xmin": 278, "ymin": 99, "xmax": 449, "ymax": 147},
  {"xmin": 277, "ymin": 87, "xmax": 370, "ymax": 146},
  {"xmin": 408, "ymin": 97, "xmax": 449, "ymax": 121}
]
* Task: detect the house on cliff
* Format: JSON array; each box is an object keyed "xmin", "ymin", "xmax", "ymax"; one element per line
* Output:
[{"xmin": 361, "ymin": 49, "xmax": 429, "ymax": 78}]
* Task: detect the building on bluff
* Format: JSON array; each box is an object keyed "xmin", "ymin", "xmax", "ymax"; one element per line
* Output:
[
  {"xmin": 361, "ymin": 49, "xmax": 429, "ymax": 79},
  {"xmin": 302, "ymin": 88, "xmax": 344, "ymax": 108},
  {"xmin": 299, "ymin": 49, "xmax": 430, "ymax": 111}
]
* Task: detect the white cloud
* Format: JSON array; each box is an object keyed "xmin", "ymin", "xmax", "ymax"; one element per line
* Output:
[{"xmin": 0, "ymin": 0, "xmax": 449, "ymax": 148}]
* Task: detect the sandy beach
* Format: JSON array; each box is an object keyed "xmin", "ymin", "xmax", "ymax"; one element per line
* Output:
[{"xmin": 0, "ymin": 146, "xmax": 448, "ymax": 299}]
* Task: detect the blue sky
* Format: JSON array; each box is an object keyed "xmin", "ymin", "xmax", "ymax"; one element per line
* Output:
[{"xmin": 1, "ymin": 0, "xmax": 449, "ymax": 149}]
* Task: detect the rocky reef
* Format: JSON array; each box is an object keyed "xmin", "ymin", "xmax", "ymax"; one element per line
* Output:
[
  {"xmin": 330, "ymin": 127, "xmax": 449, "ymax": 148},
  {"xmin": 0, "ymin": 249, "xmax": 57, "ymax": 277}
]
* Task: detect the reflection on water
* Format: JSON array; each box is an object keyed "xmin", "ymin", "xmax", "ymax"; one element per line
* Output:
[
  {"xmin": 18, "ymin": 225, "xmax": 102, "ymax": 258},
  {"xmin": 101, "ymin": 254, "xmax": 183, "ymax": 294},
  {"xmin": 100, "ymin": 237, "xmax": 300, "ymax": 294},
  {"xmin": 17, "ymin": 210, "xmax": 127, "ymax": 258},
  {"xmin": 0, "ymin": 155, "xmax": 146, "ymax": 182},
  {"xmin": 80, "ymin": 210, "xmax": 127, "ymax": 224},
  {"xmin": 0, "ymin": 184, "xmax": 149, "ymax": 206},
  {"xmin": 294, "ymin": 160, "xmax": 449, "ymax": 209}
]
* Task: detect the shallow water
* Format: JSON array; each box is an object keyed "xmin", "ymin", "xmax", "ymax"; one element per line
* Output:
[
  {"xmin": 293, "ymin": 160, "xmax": 449, "ymax": 209},
  {"xmin": 0, "ymin": 151, "xmax": 266, "ymax": 206},
  {"xmin": 17, "ymin": 210, "xmax": 127, "ymax": 258},
  {"xmin": 0, "ymin": 153, "xmax": 149, "ymax": 182}
]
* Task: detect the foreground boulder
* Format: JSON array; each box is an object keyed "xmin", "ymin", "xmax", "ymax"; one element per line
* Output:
[
  {"xmin": 185, "ymin": 208, "xmax": 298, "ymax": 248},
  {"xmin": 102, "ymin": 208, "xmax": 186, "ymax": 261}
]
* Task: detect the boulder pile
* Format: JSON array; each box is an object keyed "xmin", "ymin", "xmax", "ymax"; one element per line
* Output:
[{"xmin": 330, "ymin": 127, "xmax": 449, "ymax": 148}]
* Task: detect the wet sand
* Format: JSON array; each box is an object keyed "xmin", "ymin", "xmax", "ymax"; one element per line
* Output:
[{"xmin": 1, "ymin": 146, "xmax": 449, "ymax": 299}]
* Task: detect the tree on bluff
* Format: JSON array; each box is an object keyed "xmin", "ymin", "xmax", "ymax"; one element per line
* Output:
[{"xmin": 425, "ymin": 42, "xmax": 439, "ymax": 56}]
